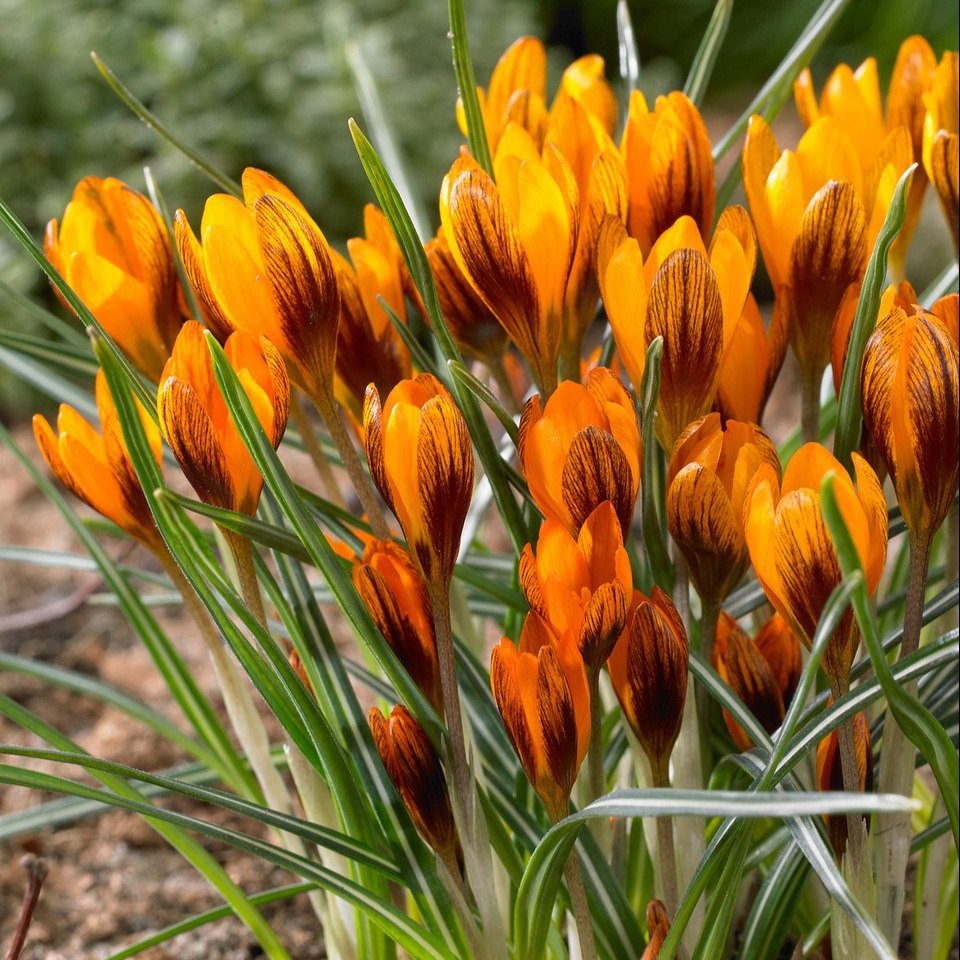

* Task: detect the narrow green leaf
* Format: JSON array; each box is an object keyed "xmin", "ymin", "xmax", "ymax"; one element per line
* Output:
[
  {"xmin": 821, "ymin": 473, "xmax": 959, "ymax": 848},
  {"xmin": 637, "ymin": 337, "xmax": 673, "ymax": 589},
  {"xmin": 740, "ymin": 844, "xmax": 809, "ymax": 960},
  {"xmin": 683, "ymin": 0, "xmax": 734, "ymax": 106},
  {"xmin": 0, "ymin": 345, "xmax": 96, "ymax": 417},
  {"xmin": 91, "ymin": 53, "xmax": 241, "ymax": 196},
  {"xmin": 449, "ymin": 360, "xmax": 520, "ymax": 443},
  {"xmin": 921, "ymin": 261, "xmax": 959, "ymax": 304},
  {"xmin": 381, "ymin": 295, "xmax": 440, "ymax": 377},
  {"xmin": 447, "ymin": 0, "xmax": 493, "ymax": 175},
  {"xmin": 833, "ymin": 164, "xmax": 916, "ymax": 466},
  {"xmin": 0, "ymin": 328, "xmax": 98, "ymax": 376},
  {"xmin": 616, "ymin": 0, "xmax": 641, "ymax": 100},
  {"xmin": 0, "ymin": 276, "xmax": 89, "ymax": 346}
]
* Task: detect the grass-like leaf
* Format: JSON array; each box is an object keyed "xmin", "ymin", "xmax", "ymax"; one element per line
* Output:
[
  {"xmin": 683, "ymin": 0, "xmax": 733, "ymax": 107},
  {"xmin": 833, "ymin": 164, "xmax": 916, "ymax": 466},
  {"xmin": 447, "ymin": 0, "xmax": 493, "ymax": 175}
]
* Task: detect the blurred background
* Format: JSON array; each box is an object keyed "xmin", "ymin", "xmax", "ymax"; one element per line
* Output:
[{"xmin": 0, "ymin": 0, "xmax": 957, "ymax": 414}]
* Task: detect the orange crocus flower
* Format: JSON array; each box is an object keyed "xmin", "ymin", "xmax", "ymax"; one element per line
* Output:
[
  {"xmin": 439, "ymin": 144, "xmax": 578, "ymax": 396},
  {"xmin": 744, "ymin": 444, "xmax": 888, "ymax": 693},
  {"xmin": 369, "ymin": 705, "xmax": 463, "ymax": 871},
  {"xmin": 519, "ymin": 500, "xmax": 632, "ymax": 676},
  {"xmin": 794, "ymin": 38, "xmax": 936, "ymax": 271},
  {"xmin": 174, "ymin": 168, "xmax": 340, "ymax": 405},
  {"xmin": 715, "ymin": 294, "xmax": 789, "ymax": 425},
  {"xmin": 157, "ymin": 321, "xmax": 288, "ymax": 517},
  {"xmin": 753, "ymin": 612, "xmax": 803, "ymax": 710},
  {"xmin": 34, "ymin": 370, "xmax": 162, "ymax": 547},
  {"xmin": 861, "ymin": 305, "xmax": 959, "ymax": 547},
  {"xmin": 714, "ymin": 612, "xmax": 788, "ymax": 751},
  {"xmin": 544, "ymin": 95, "xmax": 628, "ymax": 368},
  {"xmin": 817, "ymin": 710, "xmax": 873, "ymax": 856},
  {"xmin": 425, "ymin": 226, "xmax": 508, "ymax": 366},
  {"xmin": 490, "ymin": 612, "xmax": 590, "ymax": 820},
  {"xmin": 364, "ymin": 374, "xmax": 474, "ymax": 587},
  {"xmin": 353, "ymin": 540, "xmax": 443, "ymax": 715},
  {"xmin": 666, "ymin": 413, "xmax": 780, "ymax": 610},
  {"xmin": 607, "ymin": 587, "xmax": 688, "ymax": 780},
  {"xmin": 922, "ymin": 51, "xmax": 959, "ymax": 252},
  {"xmin": 742, "ymin": 114, "xmax": 912, "ymax": 389},
  {"xmin": 598, "ymin": 209, "xmax": 756, "ymax": 449},
  {"xmin": 458, "ymin": 37, "xmax": 617, "ymax": 155},
  {"xmin": 620, "ymin": 91, "xmax": 715, "ymax": 255},
  {"xmin": 330, "ymin": 206, "xmax": 418, "ymax": 423},
  {"xmin": 45, "ymin": 177, "xmax": 185, "ymax": 381},
  {"xmin": 518, "ymin": 367, "xmax": 640, "ymax": 535}
]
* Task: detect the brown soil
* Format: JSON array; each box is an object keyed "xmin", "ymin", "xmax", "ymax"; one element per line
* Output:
[{"xmin": 0, "ymin": 426, "xmax": 327, "ymax": 959}]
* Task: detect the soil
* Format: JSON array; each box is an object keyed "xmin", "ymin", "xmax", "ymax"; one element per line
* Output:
[{"xmin": 0, "ymin": 426, "xmax": 328, "ymax": 959}]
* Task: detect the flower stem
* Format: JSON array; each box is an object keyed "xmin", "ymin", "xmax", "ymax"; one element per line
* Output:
[
  {"xmin": 697, "ymin": 596, "xmax": 720, "ymax": 779},
  {"xmin": 587, "ymin": 669, "xmax": 606, "ymax": 803},
  {"xmin": 875, "ymin": 533, "xmax": 930, "ymax": 946},
  {"xmin": 801, "ymin": 372, "xmax": 821, "ymax": 444},
  {"xmin": 289, "ymin": 391, "xmax": 346, "ymax": 509},
  {"xmin": 224, "ymin": 531, "xmax": 267, "ymax": 629},
  {"xmin": 5, "ymin": 855, "xmax": 47, "ymax": 960},
  {"xmin": 562, "ymin": 848, "xmax": 598, "ymax": 960},
  {"xmin": 314, "ymin": 389, "xmax": 392, "ymax": 540},
  {"xmin": 652, "ymin": 756, "xmax": 680, "ymax": 922}
]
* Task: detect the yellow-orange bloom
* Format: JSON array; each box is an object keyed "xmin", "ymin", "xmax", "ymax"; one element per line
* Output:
[
  {"xmin": 425, "ymin": 226, "xmax": 508, "ymax": 366},
  {"xmin": 458, "ymin": 38, "xmax": 617, "ymax": 155},
  {"xmin": 157, "ymin": 321, "xmax": 288, "ymax": 517},
  {"xmin": 666, "ymin": 414, "xmax": 780, "ymax": 608},
  {"xmin": 794, "ymin": 38, "xmax": 936, "ymax": 269},
  {"xmin": 620, "ymin": 91, "xmax": 715, "ymax": 255},
  {"xmin": 518, "ymin": 368, "xmax": 640, "ymax": 535},
  {"xmin": 544, "ymin": 95, "xmax": 628, "ymax": 365},
  {"xmin": 742, "ymin": 114, "xmax": 912, "ymax": 385},
  {"xmin": 714, "ymin": 612, "xmax": 787, "ymax": 751},
  {"xmin": 715, "ymin": 294, "xmax": 789, "ymax": 425},
  {"xmin": 369, "ymin": 705, "xmax": 463, "ymax": 870},
  {"xmin": 861, "ymin": 305, "xmax": 959, "ymax": 545},
  {"xmin": 641, "ymin": 900, "xmax": 671, "ymax": 959},
  {"xmin": 607, "ymin": 588, "xmax": 688, "ymax": 776},
  {"xmin": 353, "ymin": 540, "xmax": 443, "ymax": 715},
  {"xmin": 753, "ymin": 612, "xmax": 803, "ymax": 709},
  {"xmin": 439, "ymin": 146, "xmax": 578, "ymax": 395},
  {"xmin": 174, "ymin": 168, "xmax": 340, "ymax": 403},
  {"xmin": 364, "ymin": 374, "xmax": 474, "ymax": 586},
  {"xmin": 490, "ymin": 612, "xmax": 590, "ymax": 820},
  {"xmin": 932, "ymin": 293, "xmax": 959, "ymax": 347},
  {"xmin": 33, "ymin": 370, "xmax": 161, "ymax": 546},
  {"xmin": 922, "ymin": 52, "xmax": 959, "ymax": 252},
  {"xmin": 44, "ymin": 177, "xmax": 184, "ymax": 381},
  {"xmin": 519, "ymin": 501, "xmax": 632, "ymax": 675},
  {"xmin": 598, "ymin": 209, "xmax": 756, "ymax": 448},
  {"xmin": 744, "ymin": 444, "xmax": 888, "ymax": 692},
  {"xmin": 817, "ymin": 710, "xmax": 873, "ymax": 856}
]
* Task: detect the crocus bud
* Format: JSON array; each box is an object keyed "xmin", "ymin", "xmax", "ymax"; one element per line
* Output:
[
  {"xmin": 753, "ymin": 613, "xmax": 803, "ymax": 710},
  {"xmin": 440, "ymin": 145, "xmax": 579, "ymax": 396},
  {"xmin": 744, "ymin": 444, "xmax": 888, "ymax": 694},
  {"xmin": 607, "ymin": 588, "xmax": 688, "ymax": 778},
  {"xmin": 861, "ymin": 305, "xmax": 959, "ymax": 547},
  {"xmin": 174, "ymin": 168, "xmax": 340, "ymax": 404},
  {"xmin": 490, "ymin": 613, "xmax": 590, "ymax": 820},
  {"xmin": 817, "ymin": 710, "xmax": 873, "ymax": 856},
  {"xmin": 364, "ymin": 374, "xmax": 474, "ymax": 587},
  {"xmin": 714, "ymin": 613, "xmax": 786, "ymax": 751},
  {"xmin": 519, "ymin": 501, "xmax": 632, "ymax": 676},
  {"xmin": 353, "ymin": 540, "xmax": 443, "ymax": 715},
  {"xmin": 641, "ymin": 900, "xmax": 671, "ymax": 959},
  {"xmin": 518, "ymin": 367, "xmax": 640, "ymax": 536},
  {"xmin": 666, "ymin": 413, "xmax": 780, "ymax": 609},
  {"xmin": 34, "ymin": 370, "xmax": 162, "ymax": 547},
  {"xmin": 620, "ymin": 91, "xmax": 715, "ymax": 255},
  {"xmin": 369, "ymin": 705, "xmax": 463, "ymax": 871},
  {"xmin": 158, "ymin": 321, "xmax": 288, "ymax": 517},
  {"xmin": 44, "ymin": 177, "xmax": 184, "ymax": 380}
]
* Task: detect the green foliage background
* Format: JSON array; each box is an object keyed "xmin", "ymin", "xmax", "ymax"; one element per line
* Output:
[{"xmin": 0, "ymin": 0, "xmax": 956, "ymax": 413}]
